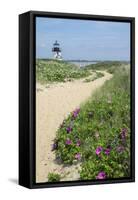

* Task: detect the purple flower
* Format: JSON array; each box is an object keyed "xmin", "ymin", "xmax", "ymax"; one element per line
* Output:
[
  {"xmin": 65, "ymin": 138, "xmax": 72, "ymax": 145},
  {"xmin": 66, "ymin": 126, "xmax": 72, "ymax": 133},
  {"xmin": 96, "ymin": 171, "xmax": 106, "ymax": 180},
  {"xmin": 104, "ymin": 148, "xmax": 111, "ymax": 155},
  {"xmin": 76, "ymin": 139, "xmax": 81, "ymax": 146},
  {"xmin": 120, "ymin": 128, "xmax": 127, "ymax": 139},
  {"xmin": 51, "ymin": 142, "xmax": 58, "ymax": 151},
  {"xmin": 95, "ymin": 146, "xmax": 103, "ymax": 155},
  {"xmin": 75, "ymin": 153, "xmax": 81, "ymax": 160},
  {"xmin": 72, "ymin": 108, "xmax": 80, "ymax": 118},
  {"xmin": 117, "ymin": 145, "xmax": 124, "ymax": 153}
]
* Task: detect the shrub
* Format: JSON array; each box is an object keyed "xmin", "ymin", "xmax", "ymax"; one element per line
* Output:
[
  {"xmin": 48, "ymin": 173, "xmax": 61, "ymax": 182},
  {"xmin": 36, "ymin": 59, "xmax": 91, "ymax": 83},
  {"xmin": 53, "ymin": 65, "xmax": 130, "ymax": 180}
]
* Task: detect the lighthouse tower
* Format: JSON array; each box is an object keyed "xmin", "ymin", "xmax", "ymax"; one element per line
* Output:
[{"xmin": 52, "ymin": 40, "xmax": 62, "ymax": 60}]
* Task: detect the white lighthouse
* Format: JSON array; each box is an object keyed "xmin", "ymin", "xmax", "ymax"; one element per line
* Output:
[{"xmin": 52, "ymin": 40, "xmax": 62, "ymax": 60}]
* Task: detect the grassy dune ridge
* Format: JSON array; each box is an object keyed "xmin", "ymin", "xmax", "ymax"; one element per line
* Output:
[
  {"xmin": 85, "ymin": 61, "xmax": 130, "ymax": 74},
  {"xmin": 52, "ymin": 63, "xmax": 130, "ymax": 181},
  {"xmin": 36, "ymin": 59, "xmax": 91, "ymax": 83}
]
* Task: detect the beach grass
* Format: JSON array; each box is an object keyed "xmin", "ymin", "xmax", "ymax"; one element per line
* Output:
[{"xmin": 85, "ymin": 61, "xmax": 129, "ymax": 71}]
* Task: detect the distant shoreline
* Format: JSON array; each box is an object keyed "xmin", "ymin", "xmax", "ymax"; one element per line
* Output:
[
  {"xmin": 36, "ymin": 59, "xmax": 130, "ymax": 68},
  {"xmin": 68, "ymin": 61, "xmax": 98, "ymax": 67},
  {"xmin": 36, "ymin": 58, "xmax": 130, "ymax": 62}
]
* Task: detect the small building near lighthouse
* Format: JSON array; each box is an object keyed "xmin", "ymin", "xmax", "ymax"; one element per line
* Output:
[{"xmin": 52, "ymin": 40, "xmax": 62, "ymax": 60}]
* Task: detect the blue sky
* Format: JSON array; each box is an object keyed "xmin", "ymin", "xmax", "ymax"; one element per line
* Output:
[{"xmin": 36, "ymin": 17, "xmax": 130, "ymax": 60}]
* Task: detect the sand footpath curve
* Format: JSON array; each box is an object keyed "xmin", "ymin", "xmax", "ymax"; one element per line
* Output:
[{"xmin": 36, "ymin": 71, "xmax": 113, "ymax": 183}]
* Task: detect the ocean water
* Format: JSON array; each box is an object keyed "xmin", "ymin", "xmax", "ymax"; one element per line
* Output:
[{"xmin": 69, "ymin": 61, "xmax": 98, "ymax": 68}]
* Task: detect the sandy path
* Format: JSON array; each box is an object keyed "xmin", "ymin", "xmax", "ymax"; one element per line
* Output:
[{"xmin": 36, "ymin": 71, "xmax": 113, "ymax": 183}]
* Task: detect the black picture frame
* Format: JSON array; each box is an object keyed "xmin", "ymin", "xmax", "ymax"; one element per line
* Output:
[{"xmin": 19, "ymin": 10, "xmax": 135, "ymax": 189}]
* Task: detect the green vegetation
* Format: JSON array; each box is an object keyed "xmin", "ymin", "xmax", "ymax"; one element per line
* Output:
[
  {"xmin": 37, "ymin": 59, "xmax": 130, "ymax": 180},
  {"xmin": 48, "ymin": 172, "xmax": 61, "ymax": 182},
  {"xmin": 36, "ymin": 59, "xmax": 90, "ymax": 83},
  {"xmin": 85, "ymin": 61, "xmax": 129, "ymax": 71},
  {"xmin": 53, "ymin": 64, "xmax": 130, "ymax": 180},
  {"xmin": 84, "ymin": 71, "xmax": 104, "ymax": 82}
]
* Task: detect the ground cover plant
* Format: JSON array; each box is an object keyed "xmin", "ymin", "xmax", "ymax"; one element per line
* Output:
[
  {"xmin": 52, "ymin": 64, "xmax": 130, "ymax": 180},
  {"xmin": 36, "ymin": 59, "xmax": 91, "ymax": 83},
  {"xmin": 84, "ymin": 71, "xmax": 104, "ymax": 82}
]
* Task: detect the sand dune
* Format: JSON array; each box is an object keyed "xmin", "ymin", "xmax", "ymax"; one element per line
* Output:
[{"xmin": 36, "ymin": 71, "xmax": 113, "ymax": 183}]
